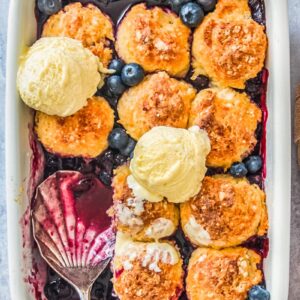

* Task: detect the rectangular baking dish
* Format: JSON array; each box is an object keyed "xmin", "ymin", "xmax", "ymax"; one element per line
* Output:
[{"xmin": 5, "ymin": 0, "xmax": 291, "ymax": 299}]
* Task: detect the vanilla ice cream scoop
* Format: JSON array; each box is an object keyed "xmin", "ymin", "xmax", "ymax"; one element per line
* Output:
[
  {"xmin": 129, "ymin": 126, "xmax": 211, "ymax": 203},
  {"xmin": 17, "ymin": 37, "xmax": 105, "ymax": 117}
]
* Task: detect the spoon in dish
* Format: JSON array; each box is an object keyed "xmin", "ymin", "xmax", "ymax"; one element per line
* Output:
[{"xmin": 31, "ymin": 171, "xmax": 115, "ymax": 300}]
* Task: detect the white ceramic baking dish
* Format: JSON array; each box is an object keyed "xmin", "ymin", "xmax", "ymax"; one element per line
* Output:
[{"xmin": 5, "ymin": 0, "xmax": 291, "ymax": 299}]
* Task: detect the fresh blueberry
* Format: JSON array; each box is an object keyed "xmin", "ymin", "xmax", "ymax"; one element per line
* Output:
[
  {"xmin": 168, "ymin": 0, "xmax": 190, "ymax": 13},
  {"xmin": 120, "ymin": 138, "xmax": 136, "ymax": 157},
  {"xmin": 245, "ymin": 156, "xmax": 263, "ymax": 174},
  {"xmin": 180, "ymin": 2, "xmax": 204, "ymax": 28},
  {"xmin": 108, "ymin": 128, "xmax": 129, "ymax": 150},
  {"xmin": 106, "ymin": 75, "xmax": 127, "ymax": 96},
  {"xmin": 37, "ymin": 0, "xmax": 62, "ymax": 15},
  {"xmin": 99, "ymin": 170, "xmax": 112, "ymax": 186},
  {"xmin": 229, "ymin": 162, "xmax": 248, "ymax": 178},
  {"xmin": 108, "ymin": 59, "xmax": 125, "ymax": 74},
  {"xmin": 248, "ymin": 285, "xmax": 270, "ymax": 300},
  {"xmin": 121, "ymin": 63, "xmax": 145, "ymax": 87},
  {"xmin": 196, "ymin": 0, "xmax": 217, "ymax": 12}
]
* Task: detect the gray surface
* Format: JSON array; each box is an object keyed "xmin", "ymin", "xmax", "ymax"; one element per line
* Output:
[
  {"xmin": 288, "ymin": 1, "xmax": 300, "ymax": 299},
  {"xmin": 0, "ymin": 0, "xmax": 300, "ymax": 299}
]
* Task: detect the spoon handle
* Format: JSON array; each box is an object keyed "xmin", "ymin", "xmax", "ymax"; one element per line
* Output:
[{"xmin": 78, "ymin": 286, "xmax": 92, "ymax": 300}]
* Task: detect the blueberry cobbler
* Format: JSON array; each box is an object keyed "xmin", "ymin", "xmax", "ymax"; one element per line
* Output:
[{"xmin": 17, "ymin": 0, "xmax": 270, "ymax": 299}]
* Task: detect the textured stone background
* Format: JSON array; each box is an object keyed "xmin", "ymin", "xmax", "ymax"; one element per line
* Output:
[
  {"xmin": 288, "ymin": 1, "xmax": 300, "ymax": 299},
  {"xmin": 0, "ymin": 0, "xmax": 299, "ymax": 299}
]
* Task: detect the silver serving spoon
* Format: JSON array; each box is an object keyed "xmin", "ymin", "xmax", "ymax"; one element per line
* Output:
[
  {"xmin": 31, "ymin": 171, "xmax": 115, "ymax": 300},
  {"xmin": 33, "ymin": 244, "xmax": 110, "ymax": 300}
]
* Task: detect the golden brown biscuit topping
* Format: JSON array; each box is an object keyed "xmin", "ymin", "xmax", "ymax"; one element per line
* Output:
[
  {"xmin": 118, "ymin": 72, "xmax": 196, "ymax": 140},
  {"xmin": 116, "ymin": 4, "xmax": 191, "ymax": 77},
  {"xmin": 114, "ymin": 261, "xmax": 181, "ymax": 300},
  {"xmin": 42, "ymin": 3, "xmax": 114, "ymax": 66},
  {"xmin": 189, "ymin": 88, "xmax": 262, "ymax": 169},
  {"xmin": 181, "ymin": 175, "xmax": 268, "ymax": 248},
  {"xmin": 113, "ymin": 244, "xmax": 183, "ymax": 300},
  {"xmin": 192, "ymin": 0, "xmax": 267, "ymax": 88},
  {"xmin": 35, "ymin": 97, "xmax": 114, "ymax": 158},
  {"xmin": 187, "ymin": 248, "xmax": 262, "ymax": 300}
]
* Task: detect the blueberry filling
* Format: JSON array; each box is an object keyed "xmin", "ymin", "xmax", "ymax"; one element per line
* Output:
[
  {"xmin": 248, "ymin": 0, "xmax": 266, "ymax": 26},
  {"xmin": 44, "ymin": 278, "xmax": 75, "ymax": 300},
  {"xmin": 44, "ymin": 266, "xmax": 117, "ymax": 300}
]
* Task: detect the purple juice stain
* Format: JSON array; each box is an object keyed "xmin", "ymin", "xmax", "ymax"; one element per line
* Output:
[{"xmin": 34, "ymin": 1, "xmax": 268, "ymax": 299}]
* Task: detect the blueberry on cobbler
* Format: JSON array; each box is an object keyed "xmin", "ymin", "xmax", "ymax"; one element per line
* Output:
[
  {"xmin": 245, "ymin": 156, "xmax": 263, "ymax": 174},
  {"xmin": 109, "ymin": 59, "xmax": 126, "ymax": 75},
  {"xmin": 108, "ymin": 128, "xmax": 129, "ymax": 150},
  {"xmin": 248, "ymin": 285, "xmax": 270, "ymax": 300},
  {"xmin": 121, "ymin": 63, "xmax": 145, "ymax": 87},
  {"xmin": 229, "ymin": 162, "xmax": 248, "ymax": 178},
  {"xmin": 180, "ymin": 2, "xmax": 204, "ymax": 28},
  {"xmin": 107, "ymin": 75, "xmax": 127, "ymax": 96},
  {"xmin": 196, "ymin": 0, "xmax": 217, "ymax": 12},
  {"xmin": 120, "ymin": 137, "xmax": 136, "ymax": 157},
  {"xmin": 37, "ymin": 0, "xmax": 62, "ymax": 15}
]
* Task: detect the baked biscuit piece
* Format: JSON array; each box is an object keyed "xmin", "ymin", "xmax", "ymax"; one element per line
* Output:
[
  {"xmin": 192, "ymin": 0, "xmax": 267, "ymax": 89},
  {"xmin": 35, "ymin": 97, "xmax": 114, "ymax": 158},
  {"xmin": 180, "ymin": 175, "xmax": 268, "ymax": 249},
  {"xmin": 118, "ymin": 72, "xmax": 196, "ymax": 140},
  {"xmin": 189, "ymin": 88, "xmax": 261, "ymax": 169},
  {"xmin": 113, "ymin": 235, "xmax": 184, "ymax": 300},
  {"xmin": 186, "ymin": 247, "xmax": 263, "ymax": 300},
  {"xmin": 112, "ymin": 165, "xmax": 179, "ymax": 241},
  {"xmin": 116, "ymin": 3, "xmax": 191, "ymax": 77},
  {"xmin": 42, "ymin": 2, "xmax": 114, "ymax": 66}
]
